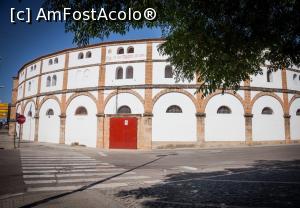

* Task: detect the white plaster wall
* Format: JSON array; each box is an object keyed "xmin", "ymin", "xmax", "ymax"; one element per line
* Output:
[
  {"xmin": 252, "ymin": 96, "xmax": 285, "ymax": 141},
  {"xmin": 250, "ymin": 67, "xmax": 282, "ymax": 89},
  {"xmin": 38, "ymin": 99, "xmax": 61, "ymax": 143},
  {"xmin": 65, "ymin": 96, "xmax": 97, "ymax": 147},
  {"xmin": 104, "ymin": 93, "xmax": 144, "ymax": 114},
  {"xmin": 24, "ymin": 78, "xmax": 38, "ymax": 97},
  {"xmin": 286, "ymin": 70, "xmax": 300, "ymax": 91},
  {"xmin": 26, "ymin": 62, "xmax": 41, "ymax": 79},
  {"xmin": 153, "ymin": 62, "xmax": 196, "ymax": 84},
  {"xmin": 42, "ymin": 54, "xmax": 65, "ymax": 73},
  {"xmin": 105, "ymin": 63, "xmax": 145, "ymax": 86},
  {"xmin": 106, "ymin": 43, "xmax": 146, "ymax": 62},
  {"xmin": 22, "ymin": 101, "xmax": 36, "ymax": 141},
  {"xmin": 290, "ymin": 98, "xmax": 300, "ymax": 140},
  {"xmin": 18, "ymin": 70, "xmax": 26, "ymax": 84},
  {"xmin": 205, "ymin": 94, "xmax": 245, "ymax": 141},
  {"xmin": 40, "ymin": 71, "xmax": 64, "ymax": 93},
  {"xmin": 152, "ymin": 42, "xmax": 168, "ymax": 60},
  {"xmin": 152, "ymin": 93, "xmax": 196, "ymax": 141},
  {"xmin": 68, "ymin": 48, "xmax": 101, "ymax": 68},
  {"xmin": 67, "ymin": 66, "xmax": 99, "ymax": 89},
  {"xmin": 17, "ymin": 84, "xmax": 24, "ymax": 100}
]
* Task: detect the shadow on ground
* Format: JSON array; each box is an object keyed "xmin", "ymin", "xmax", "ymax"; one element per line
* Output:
[{"xmin": 116, "ymin": 160, "xmax": 300, "ymax": 208}]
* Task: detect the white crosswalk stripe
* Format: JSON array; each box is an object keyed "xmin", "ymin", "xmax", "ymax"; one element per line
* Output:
[{"xmin": 20, "ymin": 150, "xmax": 152, "ymax": 193}]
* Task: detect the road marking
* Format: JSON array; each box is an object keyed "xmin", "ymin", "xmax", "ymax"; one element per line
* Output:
[
  {"xmin": 21, "ymin": 158, "xmax": 96, "ymax": 161},
  {"xmin": 23, "ymin": 168, "xmax": 125, "ymax": 173},
  {"xmin": 144, "ymin": 179, "xmax": 163, "ymax": 184},
  {"xmin": 22, "ymin": 165, "xmax": 116, "ymax": 169},
  {"xmin": 23, "ymin": 171, "xmax": 136, "ymax": 178},
  {"xmin": 98, "ymin": 152, "xmax": 107, "ymax": 157},
  {"xmin": 25, "ymin": 176, "xmax": 150, "ymax": 184},
  {"xmin": 178, "ymin": 166, "xmax": 198, "ymax": 171},
  {"xmin": 21, "ymin": 163, "xmax": 110, "ymax": 166},
  {"xmin": 20, "ymin": 156, "xmax": 90, "ymax": 159},
  {"xmin": 0, "ymin": 192, "xmax": 24, "ymax": 200},
  {"xmin": 27, "ymin": 183, "xmax": 128, "ymax": 192}
]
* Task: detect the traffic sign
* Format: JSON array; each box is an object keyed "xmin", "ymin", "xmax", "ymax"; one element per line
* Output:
[{"xmin": 16, "ymin": 114, "xmax": 26, "ymax": 124}]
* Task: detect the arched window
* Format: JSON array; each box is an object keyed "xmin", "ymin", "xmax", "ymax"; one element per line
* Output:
[
  {"xmin": 46, "ymin": 109, "xmax": 54, "ymax": 117},
  {"xmin": 52, "ymin": 75, "xmax": 57, "ymax": 86},
  {"xmin": 217, "ymin": 106, "xmax": 232, "ymax": 114},
  {"xmin": 293, "ymin": 74, "xmax": 297, "ymax": 80},
  {"xmin": 54, "ymin": 57, "xmax": 58, "ymax": 64},
  {"xmin": 27, "ymin": 111, "xmax": 32, "ymax": 117},
  {"xmin": 117, "ymin": 47, "xmax": 124, "ymax": 54},
  {"xmin": 75, "ymin": 106, "xmax": 88, "ymax": 115},
  {"xmin": 28, "ymin": 82, "xmax": 31, "ymax": 91},
  {"xmin": 117, "ymin": 105, "xmax": 131, "ymax": 114},
  {"xmin": 267, "ymin": 70, "xmax": 273, "ymax": 82},
  {"xmin": 262, "ymin": 107, "xmax": 273, "ymax": 115},
  {"xmin": 116, "ymin": 67, "xmax": 123, "ymax": 79},
  {"xmin": 46, "ymin": 76, "xmax": 51, "ymax": 87},
  {"xmin": 296, "ymin": 109, "xmax": 300, "ymax": 116},
  {"xmin": 127, "ymin": 46, "xmax": 134, "ymax": 53},
  {"xmin": 166, "ymin": 105, "xmax": 182, "ymax": 113},
  {"xmin": 34, "ymin": 65, "xmax": 36, "ymax": 70},
  {"xmin": 78, "ymin": 52, "xmax": 84, "ymax": 59},
  {"xmin": 48, "ymin": 59, "xmax": 53, "ymax": 65},
  {"xmin": 126, "ymin": 66, "xmax": 133, "ymax": 79},
  {"xmin": 164, "ymin": 65, "xmax": 173, "ymax": 78},
  {"xmin": 30, "ymin": 66, "xmax": 33, "ymax": 71},
  {"xmin": 86, "ymin": 51, "xmax": 92, "ymax": 58}
]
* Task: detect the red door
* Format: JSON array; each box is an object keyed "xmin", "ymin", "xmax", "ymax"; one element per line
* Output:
[{"xmin": 109, "ymin": 117, "xmax": 137, "ymax": 149}]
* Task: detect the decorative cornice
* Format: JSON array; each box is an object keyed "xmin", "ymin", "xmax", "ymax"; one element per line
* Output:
[
  {"xmin": 244, "ymin": 113, "xmax": 254, "ymax": 118},
  {"xmin": 196, "ymin": 112, "xmax": 206, "ymax": 117}
]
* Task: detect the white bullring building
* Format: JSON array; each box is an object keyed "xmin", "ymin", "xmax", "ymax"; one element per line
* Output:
[{"xmin": 9, "ymin": 38, "xmax": 300, "ymax": 149}]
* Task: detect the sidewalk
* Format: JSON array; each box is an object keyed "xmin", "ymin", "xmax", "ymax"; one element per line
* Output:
[{"xmin": 0, "ymin": 129, "xmax": 15, "ymax": 150}]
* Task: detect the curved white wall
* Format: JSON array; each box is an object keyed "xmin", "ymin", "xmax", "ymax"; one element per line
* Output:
[
  {"xmin": 104, "ymin": 93, "xmax": 144, "ymax": 114},
  {"xmin": 252, "ymin": 96, "xmax": 284, "ymax": 141},
  {"xmin": 38, "ymin": 99, "xmax": 61, "ymax": 143},
  {"xmin": 22, "ymin": 101, "xmax": 36, "ymax": 141},
  {"xmin": 65, "ymin": 95, "xmax": 97, "ymax": 147},
  {"xmin": 205, "ymin": 94, "xmax": 245, "ymax": 141},
  {"xmin": 290, "ymin": 98, "xmax": 300, "ymax": 140},
  {"xmin": 152, "ymin": 92, "xmax": 196, "ymax": 141}
]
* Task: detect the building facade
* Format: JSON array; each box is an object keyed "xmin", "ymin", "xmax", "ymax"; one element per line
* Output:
[{"xmin": 9, "ymin": 38, "xmax": 300, "ymax": 149}]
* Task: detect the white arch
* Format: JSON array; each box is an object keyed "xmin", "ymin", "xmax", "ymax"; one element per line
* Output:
[
  {"xmin": 290, "ymin": 98, "xmax": 300, "ymax": 140},
  {"xmin": 38, "ymin": 99, "xmax": 61, "ymax": 143},
  {"xmin": 205, "ymin": 94, "xmax": 245, "ymax": 141},
  {"xmin": 152, "ymin": 93, "xmax": 196, "ymax": 141},
  {"xmin": 252, "ymin": 96, "xmax": 284, "ymax": 141},
  {"xmin": 16, "ymin": 105, "xmax": 22, "ymax": 137},
  {"xmin": 104, "ymin": 93, "xmax": 144, "ymax": 114},
  {"xmin": 22, "ymin": 101, "xmax": 36, "ymax": 141},
  {"xmin": 65, "ymin": 95, "xmax": 97, "ymax": 147}
]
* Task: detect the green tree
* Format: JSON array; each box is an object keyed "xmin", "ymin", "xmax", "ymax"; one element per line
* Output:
[{"xmin": 44, "ymin": 0, "xmax": 300, "ymax": 95}]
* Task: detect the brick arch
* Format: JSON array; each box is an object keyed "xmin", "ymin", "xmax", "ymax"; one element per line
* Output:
[
  {"xmin": 103, "ymin": 89, "xmax": 145, "ymax": 112},
  {"xmin": 201, "ymin": 91, "xmax": 246, "ymax": 113},
  {"xmin": 21, "ymin": 99, "xmax": 37, "ymax": 115},
  {"xmin": 37, "ymin": 95, "xmax": 62, "ymax": 115},
  {"xmin": 288, "ymin": 95, "xmax": 300, "ymax": 112},
  {"xmin": 250, "ymin": 92, "xmax": 284, "ymax": 114},
  {"xmin": 152, "ymin": 89, "xmax": 199, "ymax": 112},
  {"xmin": 65, "ymin": 92, "xmax": 99, "ymax": 113}
]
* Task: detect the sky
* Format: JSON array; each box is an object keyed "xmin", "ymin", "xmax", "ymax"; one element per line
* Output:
[{"xmin": 0, "ymin": 0, "xmax": 162, "ymax": 103}]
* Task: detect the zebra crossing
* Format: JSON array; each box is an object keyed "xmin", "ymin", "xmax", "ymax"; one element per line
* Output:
[{"xmin": 20, "ymin": 150, "xmax": 152, "ymax": 192}]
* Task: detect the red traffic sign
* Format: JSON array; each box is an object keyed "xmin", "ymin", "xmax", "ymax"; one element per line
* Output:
[{"xmin": 17, "ymin": 114, "xmax": 26, "ymax": 124}]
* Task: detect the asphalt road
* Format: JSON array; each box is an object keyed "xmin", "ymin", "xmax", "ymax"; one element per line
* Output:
[{"xmin": 0, "ymin": 133, "xmax": 300, "ymax": 208}]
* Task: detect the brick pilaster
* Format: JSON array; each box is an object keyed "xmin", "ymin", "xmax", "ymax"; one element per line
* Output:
[
  {"xmin": 244, "ymin": 80, "xmax": 253, "ymax": 145},
  {"xmin": 281, "ymin": 69, "xmax": 291, "ymax": 143},
  {"xmin": 196, "ymin": 113, "xmax": 205, "ymax": 146},
  {"xmin": 34, "ymin": 114, "xmax": 39, "ymax": 142},
  {"xmin": 59, "ymin": 113, "xmax": 66, "ymax": 144}
]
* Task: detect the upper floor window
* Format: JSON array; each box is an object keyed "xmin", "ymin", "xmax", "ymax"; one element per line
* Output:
[
  {"xmin": 52, "ymin": 75, "xmax": 57, "ymax": 86},
  {"xmin": 117, "ymin": 47, "xmax": 124, "ymax": 55},
  {"xmin": 126, "ymin": 66, "xmax": 133, "ymax": 79},
  {"xmin": 46, "ymin": 109, "xmax": 54, "ymax": 117},
  {"xmin": 30, "ymin": 66, "xmax": 33, "ymax": 71},
  {"xmin": 293, "ymin": 74, "xmax": 297, "ymax": 81},
  {"xmin": 116, "ymin": 67, "xmax": 123, "ymax": 79},
  {"xmin": 78, "ymin": 52, "xmax": 84, "ymax": 59},
  {"xmin": 48, "ymin": 59, "xmax": 53, "ymax": 65},
  {"xmin": 262, "ymin": 107, "xmax": 273, "ymax": 115},
  {"xmin": 75, "ymin": 106, "xmax": 88, "ymax": 115},
  {"xmin": 34, "ymin": 65, "xmax": 37, "ymax": 70},
  {"xmin": 54, "ymin": 57, "xmax": 58, "ymax": 64},
  {"xmin": 86, "ymin": 51, "xmax": 92, "ymax": 58},
  {"xmin": 117, "ymin": 105, "xmax": 131, "ymax": 114},
  {"xmin": 217, "ymin": 106, "xmax": 232, "ymax": 114},
  {"xmin": 164, "ymin": 65, "xmax": 173, "ymax": 78},
  {"xmin": 46, "ymin": 76, "xmax": 51, "ymax": 87},
  {"xmin": 166, "ymin": 105, "xmax": 182, "ymax": 113},
  {"xmin": 267, "ymin": 70, "xmax": 273, "ymax": 82},
  {"xmin": 28, "ymin": 81, "xmax": 31, "ymax": 91},
  {"xmin": 127, "ymin": 46, "xmax": 134, "ymax": 54},
  {"xmin": 296, "ymin": 109, "xmax": 300, "ymax": 116}
]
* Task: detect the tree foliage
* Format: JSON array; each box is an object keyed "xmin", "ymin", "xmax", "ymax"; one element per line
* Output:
[{"xmin": 44, "ymin": 0, "xmax": 300, "ymax": 95}]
